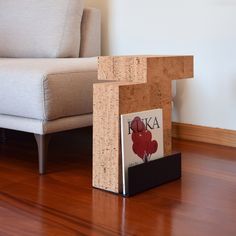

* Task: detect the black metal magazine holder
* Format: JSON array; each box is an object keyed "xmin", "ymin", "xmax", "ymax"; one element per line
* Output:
[{"xmin": 124, "ymin": 153, "xmax": 182, "ymax": 197}]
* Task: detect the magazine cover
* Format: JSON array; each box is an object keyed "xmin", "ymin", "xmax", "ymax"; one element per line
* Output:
[{"xmin": 121, "ymin": 109, "xmax": 164, "ymax": 195}]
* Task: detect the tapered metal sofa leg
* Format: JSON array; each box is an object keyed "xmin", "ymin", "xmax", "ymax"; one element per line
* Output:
[
  {"xmin": 0, "ymin": 128, "xmax": 6, "ymax": 144},
  {"xmin": 34, "ymin": 134, "xmax": 51, "ymax": 175}
]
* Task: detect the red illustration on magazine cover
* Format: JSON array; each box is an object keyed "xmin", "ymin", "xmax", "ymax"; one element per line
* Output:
[{"xmin": 131, "ymin": 117, "xmax": 158, "ymax": 162}]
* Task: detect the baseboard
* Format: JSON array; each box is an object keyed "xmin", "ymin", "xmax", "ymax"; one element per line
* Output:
[{"xmin": 172, "ymin": 122, "xmax": 236, "ymax": 148}]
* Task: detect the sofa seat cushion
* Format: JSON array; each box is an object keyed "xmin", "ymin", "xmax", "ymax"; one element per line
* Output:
[
  {"xmin": 0, "ymin": 58, "xmax": 97, "ymax": 121},
  {"xmin": 0, "ymin": 0, "xmax": 84, "ymax": 58}
]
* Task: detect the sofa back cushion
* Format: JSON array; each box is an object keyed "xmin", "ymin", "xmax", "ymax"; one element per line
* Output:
[{"xmin": 0, "ymin": 0, "xmax": 84, "ymax": 58}]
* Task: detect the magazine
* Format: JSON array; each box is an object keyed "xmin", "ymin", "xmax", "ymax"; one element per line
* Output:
[{"xmin": 121, "ymin": 109, "xmax": 164, "ymax": 195}]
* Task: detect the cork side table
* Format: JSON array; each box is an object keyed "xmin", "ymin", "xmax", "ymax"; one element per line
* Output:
[{"xmin": 93, "ymin": 55, "xmax": 194, "ymax": 193}]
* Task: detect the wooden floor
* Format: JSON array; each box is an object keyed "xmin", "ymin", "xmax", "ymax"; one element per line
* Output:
[{"xmin": 0, "ymin": 128, "xmax": 236, "ymax": 236}]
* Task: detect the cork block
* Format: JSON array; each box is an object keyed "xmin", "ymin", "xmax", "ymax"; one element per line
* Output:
[{"xmin": 93, "ymin": 56, "xmax": 194, "ymax": 193}]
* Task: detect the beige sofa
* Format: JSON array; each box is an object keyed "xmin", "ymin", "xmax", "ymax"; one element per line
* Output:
[{"xmin": 0, "ymin": 0, "xmax": 101, "ymax": 174}]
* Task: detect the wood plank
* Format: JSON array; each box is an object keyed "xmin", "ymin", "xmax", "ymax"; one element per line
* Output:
[
  {"xmin": 173, "ymin": 122, "xmax": 236, "ymax": 148},
  {"xmin": 1, "ymin": 130, "xmax": 236, "ymax": 236}
]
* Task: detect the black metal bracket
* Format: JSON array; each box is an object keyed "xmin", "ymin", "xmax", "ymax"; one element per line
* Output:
[{"xmin": 125, "ymin": 153, "xmax": 182, "ymax": 197}]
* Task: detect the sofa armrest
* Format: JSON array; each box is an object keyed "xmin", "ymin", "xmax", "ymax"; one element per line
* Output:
[{"xmin": 80, "ymin": 8, "xmax": 101, "ymax": 58}]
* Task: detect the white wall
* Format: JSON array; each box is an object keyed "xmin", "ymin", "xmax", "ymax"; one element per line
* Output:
[{"xmin": 86, "ymin": 0, "xmax": 236, "ymax": 131}]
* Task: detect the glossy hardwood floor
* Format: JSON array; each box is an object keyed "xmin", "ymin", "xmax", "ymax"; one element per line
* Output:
[{"xmin": 0, "ymin": 128, "xmax": 236, "ymax": 236}]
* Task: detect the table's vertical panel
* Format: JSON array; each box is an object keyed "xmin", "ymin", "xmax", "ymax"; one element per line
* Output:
[
  {"xmin": 147, "ymin": 57, "xmax": 172, "ymax": 155},
  {"xmin": 93, "ymin": 83, "xmax": 120, "ymax": 193}
]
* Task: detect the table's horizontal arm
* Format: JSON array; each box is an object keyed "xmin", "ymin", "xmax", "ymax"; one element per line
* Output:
[{"xmin": 98, "ymin": 56, "xmax": 194, "ymax": 83}]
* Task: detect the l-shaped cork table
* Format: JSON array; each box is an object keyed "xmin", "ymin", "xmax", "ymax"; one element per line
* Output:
[{"xmin": 93, "ymin": 55, "xmax": 194, "ymax": 194}]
